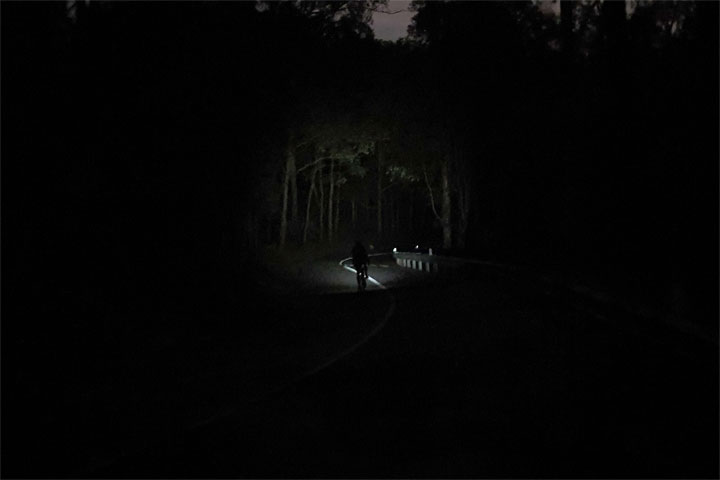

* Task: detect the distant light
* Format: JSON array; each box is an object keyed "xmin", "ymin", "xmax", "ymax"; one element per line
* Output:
[
  {"xmin": 393, "ymin": 247, "xmax": 397, "ymax": 252},
  {"xmin": 415, "ymin": 245, "xmax": 419, "ymax": 249}
]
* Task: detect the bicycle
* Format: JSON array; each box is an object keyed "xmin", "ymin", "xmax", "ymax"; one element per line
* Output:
[{"xmin": 356, "ymin": 263, "xmax": 368, "ymax": 291}]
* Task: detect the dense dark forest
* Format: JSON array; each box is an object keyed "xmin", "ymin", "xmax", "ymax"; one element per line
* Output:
[
  {"xmin": 4, "ymin": 0, "xmax": 717, "ymax": 323},
  {"xmin": 2, "ymin": 1, "xmax": 718, "ymax": 477}
]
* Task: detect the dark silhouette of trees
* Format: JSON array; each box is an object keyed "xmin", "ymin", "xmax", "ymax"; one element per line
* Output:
[
  {"xmin": 3, "ymin": 0, "xmax": 716, "ymax": 321},
  {"xmin": 2, "ymin": 2, "xmax": 716, "ymax": 476},
  {"xmin": 395, "ymin": 0, "xmax": 716, "ymax": 327}
]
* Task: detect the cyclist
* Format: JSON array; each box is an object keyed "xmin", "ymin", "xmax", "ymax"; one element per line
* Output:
[{"xmin": 351, "ymin": 240, "xmax": 369, "ymax": 291}]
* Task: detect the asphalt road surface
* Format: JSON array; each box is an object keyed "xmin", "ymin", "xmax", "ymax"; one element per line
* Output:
[{"xmin": 5, "ymin": 253, "xmax": 718, "ymax": 478}]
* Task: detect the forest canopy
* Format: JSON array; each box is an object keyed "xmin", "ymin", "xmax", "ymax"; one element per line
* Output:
[{"xmin": 4, "ymin": 0, "xmax": 717, "ymax": 301}]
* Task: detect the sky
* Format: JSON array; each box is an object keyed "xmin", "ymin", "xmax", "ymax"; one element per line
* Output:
[
  {"xmin": 537, "ymin": 0, "xmax": 561, "ymax": 17},
  {"xmin": 371, "ymin": 0, "xmax": 415, "ymax": 41}
]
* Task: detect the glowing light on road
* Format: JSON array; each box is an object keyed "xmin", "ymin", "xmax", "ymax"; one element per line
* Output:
[{"xmin": 339, "ymin": 256, "xmax": 387, "ymax": 290}]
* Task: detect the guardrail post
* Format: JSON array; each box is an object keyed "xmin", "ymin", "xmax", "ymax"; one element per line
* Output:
[{"xmin": 394, "ymin": 250, "xmax": 505, "ymax": 278}]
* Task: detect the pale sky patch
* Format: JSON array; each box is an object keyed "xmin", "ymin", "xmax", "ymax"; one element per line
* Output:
[
  {"xmin": 371, "ymin": 0, "xmax": 415, "ymax": 41},
  {"xmin": 536, "ymin": 0, "xmax": 561, "ymax": 18}
]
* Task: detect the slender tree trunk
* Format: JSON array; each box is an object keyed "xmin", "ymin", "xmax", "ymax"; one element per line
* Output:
[
  {"xmin": 303, "ymin": 164, "xmax": 318, "ymax": 244},
  {"xmin": 289, "ymin": 146, "xmax": 298, "ymax": 230},
  {"xmin": 423, "ymin": 164, "xmax": 443, "ymax": 243},
  {"xmin": 318, "ymin": 163, "xmax": 324, "ymax": 241},
  {"xmin": 451, "ymin": 146, "xmax": 470, "ymax": 250},
  {"xmin": 377, "ymin": 142, "xmax": 383, "ymax": 237},
  {"xmin": 441, "ymin": 158, "xmax": 452, "ymax": 249},
  {"xmin": 334, "ymin": 184, "xmax": 340, "ymax": 236},
  {"xmin": 279, "ymin": 144, "xmax": 292, "ymax": 247},
  {"xmin": 328, "ymin": 158, "xmax": 334, "ymax": 241}
]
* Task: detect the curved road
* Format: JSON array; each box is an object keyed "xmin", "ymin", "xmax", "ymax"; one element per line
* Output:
[{"xmin": 34, "ymin": 253, "xmax": 719, "ymax": 477}]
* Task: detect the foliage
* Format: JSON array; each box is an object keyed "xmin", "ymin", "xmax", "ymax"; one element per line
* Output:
[{"xmin": 6, "ymin": 0, "xmax": 716, "ymax": 293}]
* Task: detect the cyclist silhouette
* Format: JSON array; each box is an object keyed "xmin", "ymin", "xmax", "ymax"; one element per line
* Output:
[{"xmin": 351, "ymin": 241, "xmax": 369, "ymax": 291}]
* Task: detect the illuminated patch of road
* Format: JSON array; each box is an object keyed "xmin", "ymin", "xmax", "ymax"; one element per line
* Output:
[{"xmin": 338, "ymin": 254, "xmax": 389, "ymax": 290}]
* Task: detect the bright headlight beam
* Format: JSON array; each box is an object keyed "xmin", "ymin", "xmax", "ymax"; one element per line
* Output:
[{"xmin": 339, "ymin": 255, "xmax": 387, "ymax": 290}]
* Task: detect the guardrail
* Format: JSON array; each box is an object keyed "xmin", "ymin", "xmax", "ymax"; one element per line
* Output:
[{"xmin": 392, "ymin": 251, "xmax": 503, "ymax": 276}]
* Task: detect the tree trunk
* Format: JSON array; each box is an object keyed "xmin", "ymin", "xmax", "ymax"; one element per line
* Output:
[
  {"xmin": 318, "ymin": 162, "xmax": 325, "ymax": 241},
  {"xmin": 441, "ymin": 158, "xmax": 452, "ymax": 249},
  {"xmin": 334, "ymin": 183, "xmax": 340, "ymax": 235},
  {"xmin": 452, "ymin": 149, "xmax": 470, "ymax": 251},
  {"xmin": 377, "ymin": 142, "xmax": 383, "ymax": 237},
  {"xmin": 303, "ymin": 164, "xmax": 318, "ymax": 244},
  {"xmin": 289, "ymin": 145, "xmax": 298, "ymax": 230},
  {"xmin": 279, "ymin": 143, "xmax": 292, "ymax": 247},
  {"xmin": 328, "ymin": 158, "xmax": 334, "ymax": 241}
]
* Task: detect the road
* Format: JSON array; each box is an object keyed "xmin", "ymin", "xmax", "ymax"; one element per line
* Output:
[
  {"xmin": 267, "ymin": 252, "xmax": 435, "ymax": 294},
  {"xmin": 5, "ymin": 253, "xmax": 718, "ymax": 478}
]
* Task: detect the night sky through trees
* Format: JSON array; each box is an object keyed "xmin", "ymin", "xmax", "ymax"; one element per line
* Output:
[
  {"xmin": 2, "ymin": 1, "xmax": 718, "ymax": 478},
  {"xmin": 371, "ymin": 0, "xmax": 414, "ymax": 40}
]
